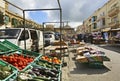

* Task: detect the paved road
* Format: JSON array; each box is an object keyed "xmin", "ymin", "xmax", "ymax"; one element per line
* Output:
[{"xmin": 62, "ymin": 44, "xmax": 120, "ymax": 81}]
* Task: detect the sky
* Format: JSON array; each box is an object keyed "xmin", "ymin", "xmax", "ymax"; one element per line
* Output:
[{"xmin": 7, "ymin": 0, "xmax": 109, "ymax": 28}]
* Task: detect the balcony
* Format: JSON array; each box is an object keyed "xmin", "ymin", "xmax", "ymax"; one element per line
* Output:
[
  {"xmin": 109, "ymin": 21, "xmax": 120, "ymax": 28},
  {"xmin": 97, "ymin": 15, "xmax": 105, "ymax": 21},
  {"xmin": 108, "ymin": 7, "xmax": 119, "ymax": 17}
]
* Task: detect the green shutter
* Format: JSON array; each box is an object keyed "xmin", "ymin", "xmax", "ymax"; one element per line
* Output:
[
  {"xmin": 12, "ymin": 18, "xmax": 18, "ymax": 27},
  {"xmin": 4, "ymin": 15, "xmax": 10, "ymax": 25}
]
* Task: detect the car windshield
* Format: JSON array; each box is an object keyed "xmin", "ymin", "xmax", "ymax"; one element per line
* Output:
[{"xmin": 0, "ymin": 29, "xmax": 21, "ymax": 39}]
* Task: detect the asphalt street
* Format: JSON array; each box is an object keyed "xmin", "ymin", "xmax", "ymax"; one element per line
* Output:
[{"xmin": 62, "ymin": 44, "xmax": 120, "ymax": 81}]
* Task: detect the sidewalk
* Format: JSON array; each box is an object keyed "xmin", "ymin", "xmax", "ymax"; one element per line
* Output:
[
  {"xmin": 61, "ymin": 45, "xmax": 77, "ymax": 81},
  {"xmin": 63, "ymin": 44, "xmax": 120, "ymax": 81},
  {"xmin": 61, "ymin": 56, "xmax": 69, "ymax": 81}
]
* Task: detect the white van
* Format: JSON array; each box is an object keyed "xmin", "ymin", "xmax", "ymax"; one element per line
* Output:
[
  {"xmin": 0, "ymin": 28, "xmax": 43, "ymax": 52},
  {"xmin": 44, "ymin": 31, "xmax": 55, "ymax": 46}
]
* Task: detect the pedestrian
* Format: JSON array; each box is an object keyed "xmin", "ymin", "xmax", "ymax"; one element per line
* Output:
[{"xmin": 89, "ymin": 34, "xmax": 93, "ymax": 44}]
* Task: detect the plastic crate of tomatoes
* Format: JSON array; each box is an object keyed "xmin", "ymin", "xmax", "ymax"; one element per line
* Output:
[
  {"xmin": 0, "ymin": 60, "xmax": 18, "ymax": 81},
  {"xmin": 0, "ymin": 49, "xmax": 42, "ymax": 71}
]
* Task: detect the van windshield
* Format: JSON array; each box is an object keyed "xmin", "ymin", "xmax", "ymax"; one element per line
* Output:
[
  {"xmin": 0, "ymin": 29, "xmax": 21, "ymax": 39},
  {"xmin": 44, "ymin": 34, "xmax": 52, "ymax": 38}
]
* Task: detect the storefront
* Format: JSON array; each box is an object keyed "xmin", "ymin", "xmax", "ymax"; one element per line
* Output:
[
  {"xmin": 109, "ymin": 28, "xmax": 120, "ymax": 44},
  {"xmin": 92, "ymin": 31, "xmax": 105, "ymax": 44}
]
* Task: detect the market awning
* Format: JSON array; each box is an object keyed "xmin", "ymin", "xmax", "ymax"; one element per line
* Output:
[
  {"xmin": 110, "ymin": 28, "xmax": 120, "ymax": 31},
  {"xmin": 92, "ymin": 28, "xmax": 101, "ymax": 32},
  {"xmin": 102, "ymin": 28, "xmax": 111, "ymax": 32}
]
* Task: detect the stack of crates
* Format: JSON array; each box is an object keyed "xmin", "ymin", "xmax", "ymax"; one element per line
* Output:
[
  {"xmin": 0, "ymin": 40, "xmax": 42, "ymax": 60},
  {"xmin": 0, "ymin": 40, "xmax": 62, "ymax": 81},
  {"xmin": 0, "ymin": 40, "xmax": 42, "ymax": 71},
  {"xmin": 0, "ymin": 40, "xmax": 43, "ymax": 80}
]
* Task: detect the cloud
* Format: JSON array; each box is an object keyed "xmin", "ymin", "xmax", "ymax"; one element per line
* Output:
[
  {"xmin": 47, "ymin": 0, "xmax": 109, "ymax": 27},
  {"xmin": 7, "ymin": 0, "xmax": 109, "ymax": 27},
  {"xmin": 69, "ymin": 22, "xmax": 82, "ymax": 28}
]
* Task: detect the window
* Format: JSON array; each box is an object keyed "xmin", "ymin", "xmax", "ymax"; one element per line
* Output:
[
  {"xmin": 0, "ymin": 29, "xmax": 20, "ymax": 39},
  {"xmin": 30, "ymin": 30, "xmax": 38, "ymax": 40},
  {"xmin": 20, "ymin": 30, "xmax": 29, "ymax": 40},
  {"xmin": 4, "ymin": 15, "xmax": 10, "ymax": 24},
  {"xmin": 93, "ymin": 23, "xmax": 97, "ymax": 29},
  {"xmin": 102, "ymin": 18, "xmax": 105, "ymax": 26},
  {"xmin": 92, "ymin": 16, "xmax": 97, "ymax": 22}
]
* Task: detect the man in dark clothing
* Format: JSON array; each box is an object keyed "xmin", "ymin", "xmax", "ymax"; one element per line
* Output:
[{"xmin": 89, "ymin": 34, "xmax": 93, "ymax": 44}]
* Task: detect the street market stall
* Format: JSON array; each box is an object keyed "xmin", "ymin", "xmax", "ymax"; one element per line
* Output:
[
  {"xmin": 92, "ymin": 32, "xmax": 105, "ymax": 44},
  {"xmin": 109, "ymin": 29, "xmax": 120, "ymax": 44},
  {"xmin": 45, "ymin": 41, "xmax": 69, "ymax": 58},
  {"xmin": 76, "ymin": 46, "xmax": 110, "ymax": 68},
  {"xmin": 0, "ymin": 40, "xmax": 62, "ymax": 81}
]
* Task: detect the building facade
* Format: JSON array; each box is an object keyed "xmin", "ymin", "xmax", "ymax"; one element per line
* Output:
[
  {"xmin": 83, "ymin": 0, "xmax": 120, "ymax": 33},
  {"xmin": 108, "ymin": 0, "xmax": 120, "ymax": 30},
  {"xmin": 82, "ymin": 0, "xmax": 120, "ymax": 43},
  {"xmin": 0, "ymin": 0, "xmax": 5, "ymax": 28}
]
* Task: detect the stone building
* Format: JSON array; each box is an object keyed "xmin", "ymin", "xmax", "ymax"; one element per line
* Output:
[{"xmin": 0, "ymin": 0, "xmax": 42, "ymax": 29}]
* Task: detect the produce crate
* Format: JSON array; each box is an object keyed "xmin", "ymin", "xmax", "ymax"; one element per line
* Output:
[
  {"xmin": 0, "ymin": 42, "xmax": 13, "ymax": 54},
  {"xmin": 0, "ymin": 49, "xmax": 42, "ymax": 71},
  {"xmin": 18, "ymin": 64, "xmax": 61, "ymax": 81},
  {"xmin": 0, "ymin": 60, "xmax": 18, "ymax": 81},
  {"xmin": 21, "ymin": 49, "xmax": 42, "ymax": 61},
  {"xmin": 1, "ymin": 40, "xmax": 20, "ymax": 51},
  {"xmin": 34, "ymin": 59, "xmax": 62, "ymax": 71},
  {"xmin": 40, "ymin": 55, "xmax": 62, "ymax": 65}
]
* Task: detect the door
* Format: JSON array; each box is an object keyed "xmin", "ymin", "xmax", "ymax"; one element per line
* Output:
[
  {"xmin": 30, "ymin": 30, "xmax": 39, "ymax": 51},
  {"xmin": 18, "ymin": 30, "xmax": 32, "ymax": 50}
]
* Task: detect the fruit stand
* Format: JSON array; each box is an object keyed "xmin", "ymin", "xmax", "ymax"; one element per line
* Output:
[
  {"xmin": 92, "ymin": 32, "xmax": 105, "ymax": 44},
  {"xmin": 76, "ymin": 46, "xmax": 110, "ymax": 68},
  {"xmin": 0, "ymin": 40, "xmax": 62, "ymax": 81}
]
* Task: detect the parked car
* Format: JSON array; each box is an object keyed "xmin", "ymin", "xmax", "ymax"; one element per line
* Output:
[{"xmin": 44, "ymin": 31, "xmax": 55, "ymax": 46}]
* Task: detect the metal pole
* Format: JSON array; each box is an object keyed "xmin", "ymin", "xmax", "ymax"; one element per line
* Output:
[
  {"xmin": 23, "ymin": 10, "xmax": 26, "ymax": 50},
  {"xmin": 42, "ymin": 23, "xmax": 45, "ymax": 55},
  {"xmin": 24, "ymin": 8, "xmax": 60, "ymax": 11},
  {"xmin": 59, "ymin": 9, "xmax": 62, "ymax": 60},
  {"xmin": 57, "ymin": 0, "xmax": 62, "ymax": 59}
]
